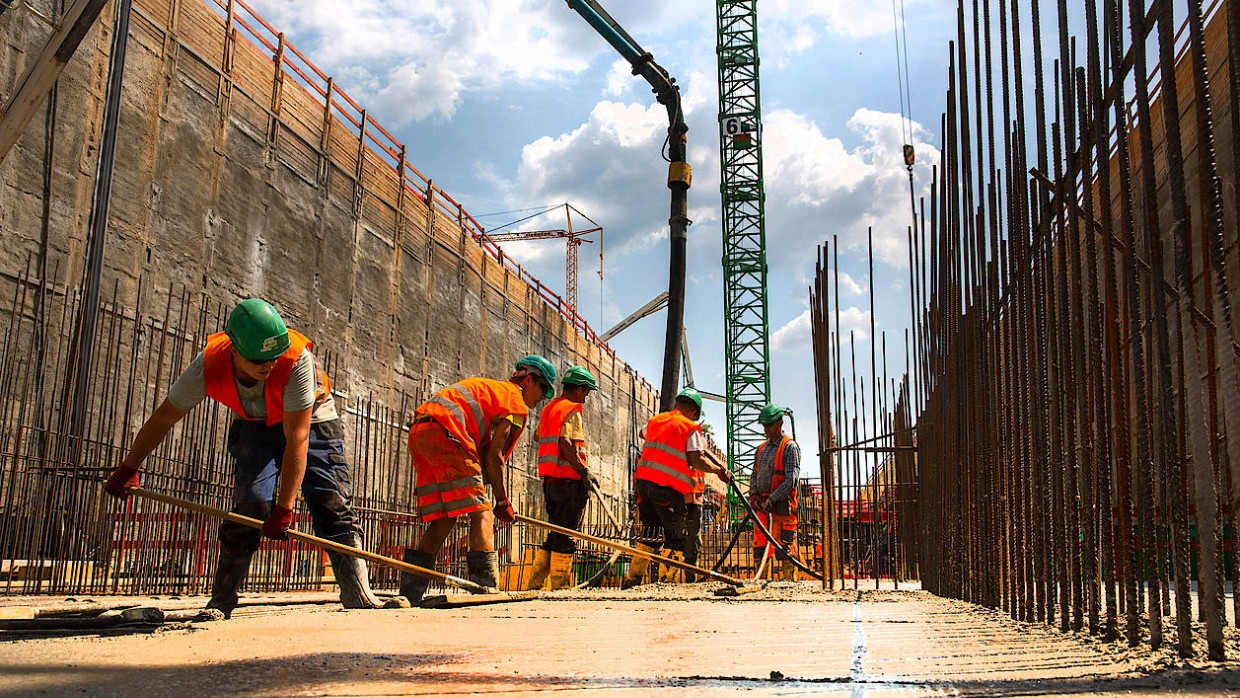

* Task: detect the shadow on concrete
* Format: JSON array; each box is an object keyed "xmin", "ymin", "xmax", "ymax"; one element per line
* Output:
[{"xmin": 0, "ymin": 651, "xmax": 1236, "ymax": 696}]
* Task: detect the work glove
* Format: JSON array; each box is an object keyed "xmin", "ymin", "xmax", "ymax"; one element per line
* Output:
[
  {"xmin": 494, "ymin": 499, "xmax": 516, "ymax": 525},
  {"xmin": 716, "ymin": 468, "xmax": 731, "ymax": 485},
  {"xmin": 104, "ymin": 464, "xmax": 140, "ymax": 499},
  {"xmin": 261, "ymin": 505, "xmax": 294, "ymax": 540},
  {"xmin": 581, "ymin": 470, "xmax": 598, "ymax": 490},
  {"xmin": 759, "ymin": 497, "xmax": 775, "ymax": 513}
]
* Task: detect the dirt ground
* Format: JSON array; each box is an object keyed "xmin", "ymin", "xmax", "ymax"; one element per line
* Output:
[{"xmin": 0, "ymin": 583, "xmax": 1237, "ymax": 696}]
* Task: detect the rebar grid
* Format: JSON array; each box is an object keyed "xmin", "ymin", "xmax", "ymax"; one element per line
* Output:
[{"xmin": 810, "ymin": 0, "xmax": 1240, "ymax": 660}]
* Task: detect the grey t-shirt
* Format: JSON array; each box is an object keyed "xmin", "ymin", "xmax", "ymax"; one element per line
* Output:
[
  {"xmin": 751, "ymin": 436, "xmax": 801, "ymax": 503},
  {"xmin": 167, "ymin": 348, "xmax": 339, "ymax": 423}
]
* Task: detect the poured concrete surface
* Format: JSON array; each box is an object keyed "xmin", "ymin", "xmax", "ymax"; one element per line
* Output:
[{"xmin": 0, "ymin": 585, "xmax": 1237, "ymax": 696}]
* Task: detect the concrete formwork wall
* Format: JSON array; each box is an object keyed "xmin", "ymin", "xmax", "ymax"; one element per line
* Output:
[{"xmin": 0, "ymin": 0, "xmax": 658, "ymax": 594}]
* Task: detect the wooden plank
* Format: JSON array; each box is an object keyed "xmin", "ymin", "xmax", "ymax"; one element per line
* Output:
[
  {"xmin": 0, "ymin": 0, "xmax": 110, "ymax": 163},
  {"xmin": 420, "ymin": 592, "xmax": 539, "ymax": 609}
]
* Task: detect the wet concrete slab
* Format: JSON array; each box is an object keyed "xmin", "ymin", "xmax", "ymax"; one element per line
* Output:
[{"xmin": 0, "ymin": 586, "xmax": 1236, "ymax": 696}]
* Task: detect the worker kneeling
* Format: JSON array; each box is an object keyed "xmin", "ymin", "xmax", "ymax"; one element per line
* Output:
[
  {"xmin": 751, "ymin": 404, "xmax": 801, "ymax": 581},
  {"xmin": 400, "ymin": 356, "xmax": 555, "ymax": 604},
  {"xmin": 105, "ymin": 299, "xmax": 391, "ymax": 615},
  {"xmin": 622, "ymin": 388, "xmax": 729, "ymax": 589},
  {"xmin": 526, "ymin": 366, "xmax": 598, "ymax": 591}
]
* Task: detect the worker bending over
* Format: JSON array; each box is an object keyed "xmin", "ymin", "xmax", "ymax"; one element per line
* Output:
[
  {"xmin": 105, "ymin": 299, "xmax": 389, "ymax": 615},
  {"xmin": 400, "ymin": 356, "xmax": 556, "ymax": 604},
  {"xmin": 526, "ymin": 366, "xmax": 598, "ymax": 591},
  {"xmin": 621, "ymin": 388, "xmax": 729, "ymax": 589},
  {"xmin": 751, "ymin": 404, "xmax": 801, "ymax": 580}
]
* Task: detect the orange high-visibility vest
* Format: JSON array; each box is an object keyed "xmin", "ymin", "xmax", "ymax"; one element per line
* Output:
[
  {"xmin": 755, "ymin": 435, "xmax": 799, "ymax": 510},
  {"xmin": 635, "ymin": 411, "xmax": 701, "ymax": 495},
  {"xmin": 537, "ymin": 397, "xmax": 585, "ymax": 480},
  {"xmin": 692, "ymin": 470, "xmax": 706, "ymax": 495},
  {"xmin": 414, "ymin": 377, "xmax": 528, "ymax": 461},
  {"xmin": 203, "ymin": 329, "xmax": 330, "ymax": 427}
]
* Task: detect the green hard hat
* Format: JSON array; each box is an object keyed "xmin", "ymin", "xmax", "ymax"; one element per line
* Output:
[
  {"xmin": 676, "ymin": 387, "xmax": 703, "ymax": 411},
  {"xmin": 515, "ymin": 354, "xmax": 557, "ymax": 398},
  {"xmin": 562, "ymin": 365, "xmax": 598, "ymax": 390},
  {"xmin": 758, "ymin": 403, "xmax": 785, "ymax": 425},
  {"xmin": 225, "ymin": 299, "xmax": 290, "ymax": 361}
]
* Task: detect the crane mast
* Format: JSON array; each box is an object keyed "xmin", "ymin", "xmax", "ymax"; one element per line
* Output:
[{"xmin": 716, "ymin": 1, "xmax": 771, "ymax": 488}]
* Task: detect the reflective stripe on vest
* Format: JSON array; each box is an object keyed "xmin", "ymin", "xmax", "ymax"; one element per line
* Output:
[
  {"xmin": 635, "ymin": 411, "xmax": 700, "ymax": 495},
  {"xmin": 202, "ymin": 329, "xmax": 315, "ymax": 427},
  {"xmin": 414, "ymin": 377, "xmax": 528, "ymax": 461},
  {"xmin": 536, "ymin": 397, "xmax": 583, "ymax": 479},
  {"xmin": 756, "ymin": 435, "xmax": 799, "ymax": 509}
]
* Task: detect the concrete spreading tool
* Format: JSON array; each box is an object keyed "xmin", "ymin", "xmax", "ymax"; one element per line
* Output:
[
  {"xmin": 128, "ymin": 487, "xmax": 489, "ymax": 596},
  {"xmin": 515, "ymin": 513, "xmax": 756, "ymax": 590}
]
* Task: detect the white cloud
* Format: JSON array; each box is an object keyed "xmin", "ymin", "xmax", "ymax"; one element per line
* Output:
[
  {"xmin": 761, "ymin": 0, "xmax": 931, "ymax": 62},
  {"xmin": 761, "ymin": 107, "xmax": 939, "ymax": 269},
  {"xmin": 605, "ymin": 59, "xmax": 634, "ymax": 98},
  {"xmin": 834, "ymin": 271, "xmax": 864, "ymax": 296},
  {"xmin": 771, "ymin": 305, "xmax": 872, "ymax": 355},
  {"xmin": 771, "ymin": 310, "xmax": 812, "ymax": 353},
  {"xmin": 242, "ymin": 0, "xmax": 597, "ymax": 124}
]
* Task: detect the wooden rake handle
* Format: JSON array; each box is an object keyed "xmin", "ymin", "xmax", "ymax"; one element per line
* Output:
[
  {"xmin": 514, "ymin": 513, "xmax": 745, "ymax": 587},
  {"xmin": 127, "ymin": 487, "xmax": 486, "ymax": 594}
]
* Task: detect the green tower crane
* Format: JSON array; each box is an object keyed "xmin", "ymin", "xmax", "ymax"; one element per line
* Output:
[{"xmin": 716, "ymin": 1, "xmax": 771, "ymax": 498}]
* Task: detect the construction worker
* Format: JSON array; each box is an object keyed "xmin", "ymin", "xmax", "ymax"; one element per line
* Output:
[
  {"xmin": 525, "ymin": 365, "xmax": 598, "ymax": 591},
  {"xmin": 751, "ymin": 403, "xmax": 801, "ymax": 580},
  {"xmin": 621, "ymin": 387, "xmax": 729, "ymax": 589},
  {"xmin": 399, "ymin": 355, "xmax": 556, "ymax": 604},
  {"xmin": 104, "ymin": 299, "xmax": 388, "ymax": 616}
]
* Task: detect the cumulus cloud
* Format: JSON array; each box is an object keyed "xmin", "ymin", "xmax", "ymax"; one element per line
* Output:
[
  {"xmin": 771, "ymin": 310, "xmax": 812, "ymax": 353},
  {"xmin": 242, "ymin": 0, "xmax": 599, "ymax": 124},
  {"xmin": 771, "ymin": 305, "xmax": 872, "ymax": 354},
  {"xmin": 761, "ymin": 0, "xmax": 931, "ymax": 63},
  {"xmin": 762, "ymin": 107, "xmax": 938, "ymax": 268}
]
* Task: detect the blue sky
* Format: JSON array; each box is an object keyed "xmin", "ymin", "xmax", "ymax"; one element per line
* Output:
[{"xmin": 242, "ymin": 0, "xmax": 960, "ymax": 472}]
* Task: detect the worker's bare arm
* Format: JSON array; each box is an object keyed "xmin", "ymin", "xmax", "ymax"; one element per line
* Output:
[
  {"xmin": 120, "ymin": 399, "xmax": 189, "ymax": 471},
  {"xmin": 276, "ymin": 407, "xmax": 312, "ymax": 511},
  {"xmin": 558, "ymin": 436, "xmax": 587, "ymax": 474},
  {"xmin": 484, "ymin": 419, "xmax": 514, "ymax": 506}
]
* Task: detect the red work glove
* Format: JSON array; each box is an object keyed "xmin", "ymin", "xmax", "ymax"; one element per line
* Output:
[
  {"xmin": 104, "ymin": 464, "xmax": 140, "ymax": 499},
  {"xmin": 493, "ymin": 499, "xmax": 516, "ymax": 525},
  {"xmin": 261, "ymin": 505, "xmax": 294, "ymax": 540},
  {"xmin": 716, "ymin": 468, "xmax": 731, "ymax": 484}
]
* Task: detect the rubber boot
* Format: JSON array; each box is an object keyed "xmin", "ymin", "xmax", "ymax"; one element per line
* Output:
[
  {"xmin": 547, "ymin": 551, "xmax": 575, "ymax": 590},
  {"xmin": 328, "ymin": 533, "xmax": 385, "ymax": 609},
  {"xmin": 780, "ymin": 545, "xmax": 799, "ymax": 581},
  {"xmin": 399, "ymin": 549, "xmax": 436, "ymax": 606},
  {"xmin": 526, "ymin": 548, "xmax": 552, "ymax": 591},
  {"xmin": 683, "ymin": 552, "xmax": 699, "ymax": 584},
  {"xmin": 621, "ymin": 543, "xmax": 656, "ymax": 590},
  {"xmin": 658, "ymin": 549, "xmax": 685, "ymax": 583},
  {"xmin": 466, "ymin": 550, "xmax": 500, "ymax": 594},
  {"xmin": 206, "ymin": 546, "xmax": 254, "ymax": 619}
]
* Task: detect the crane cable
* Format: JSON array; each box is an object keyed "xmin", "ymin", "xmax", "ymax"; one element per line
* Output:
[{"xmin": 892, "ymin": 0, "xmax": 917, "ymax": 228}]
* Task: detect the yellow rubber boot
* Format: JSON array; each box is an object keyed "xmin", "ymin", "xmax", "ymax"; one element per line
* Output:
[
  {"xmin": 526, "ymin": 549, "xmax": 551, "ymax": 591},
  {"xmin": 621, "ymin": 543, "xmax": 656, "ymax": 589},
  {"xmin": 548, "ymin": 552, "xmax": 575, "ymax": 590},
  {"xmin": 781, "ymin": 545, "xmax": 799, "ymax": 581},
  {"xmin": 658, "ymin": 549, "xmax": 685, "ymax": 583}
]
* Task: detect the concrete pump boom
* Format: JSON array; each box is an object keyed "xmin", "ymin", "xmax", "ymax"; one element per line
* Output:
[{"xmin": 565, "ymin": 0, "xmax": 690, "ymax": 412}]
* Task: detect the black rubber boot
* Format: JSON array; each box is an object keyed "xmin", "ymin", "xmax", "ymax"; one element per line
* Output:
[
  {"xmin": 205, "ymin": 547, "xmax": 254, "ymax": 619},
  {"xmin": 328, "ymin": 533, "xmax": 385, "ymax": 609},
  {"xmin": 466, "ymin": 550, "xmax": 499, "ymax": 594},
  {"xmin": 399, "ymin": 549, "xmax": 436, "ymax": 605}
]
